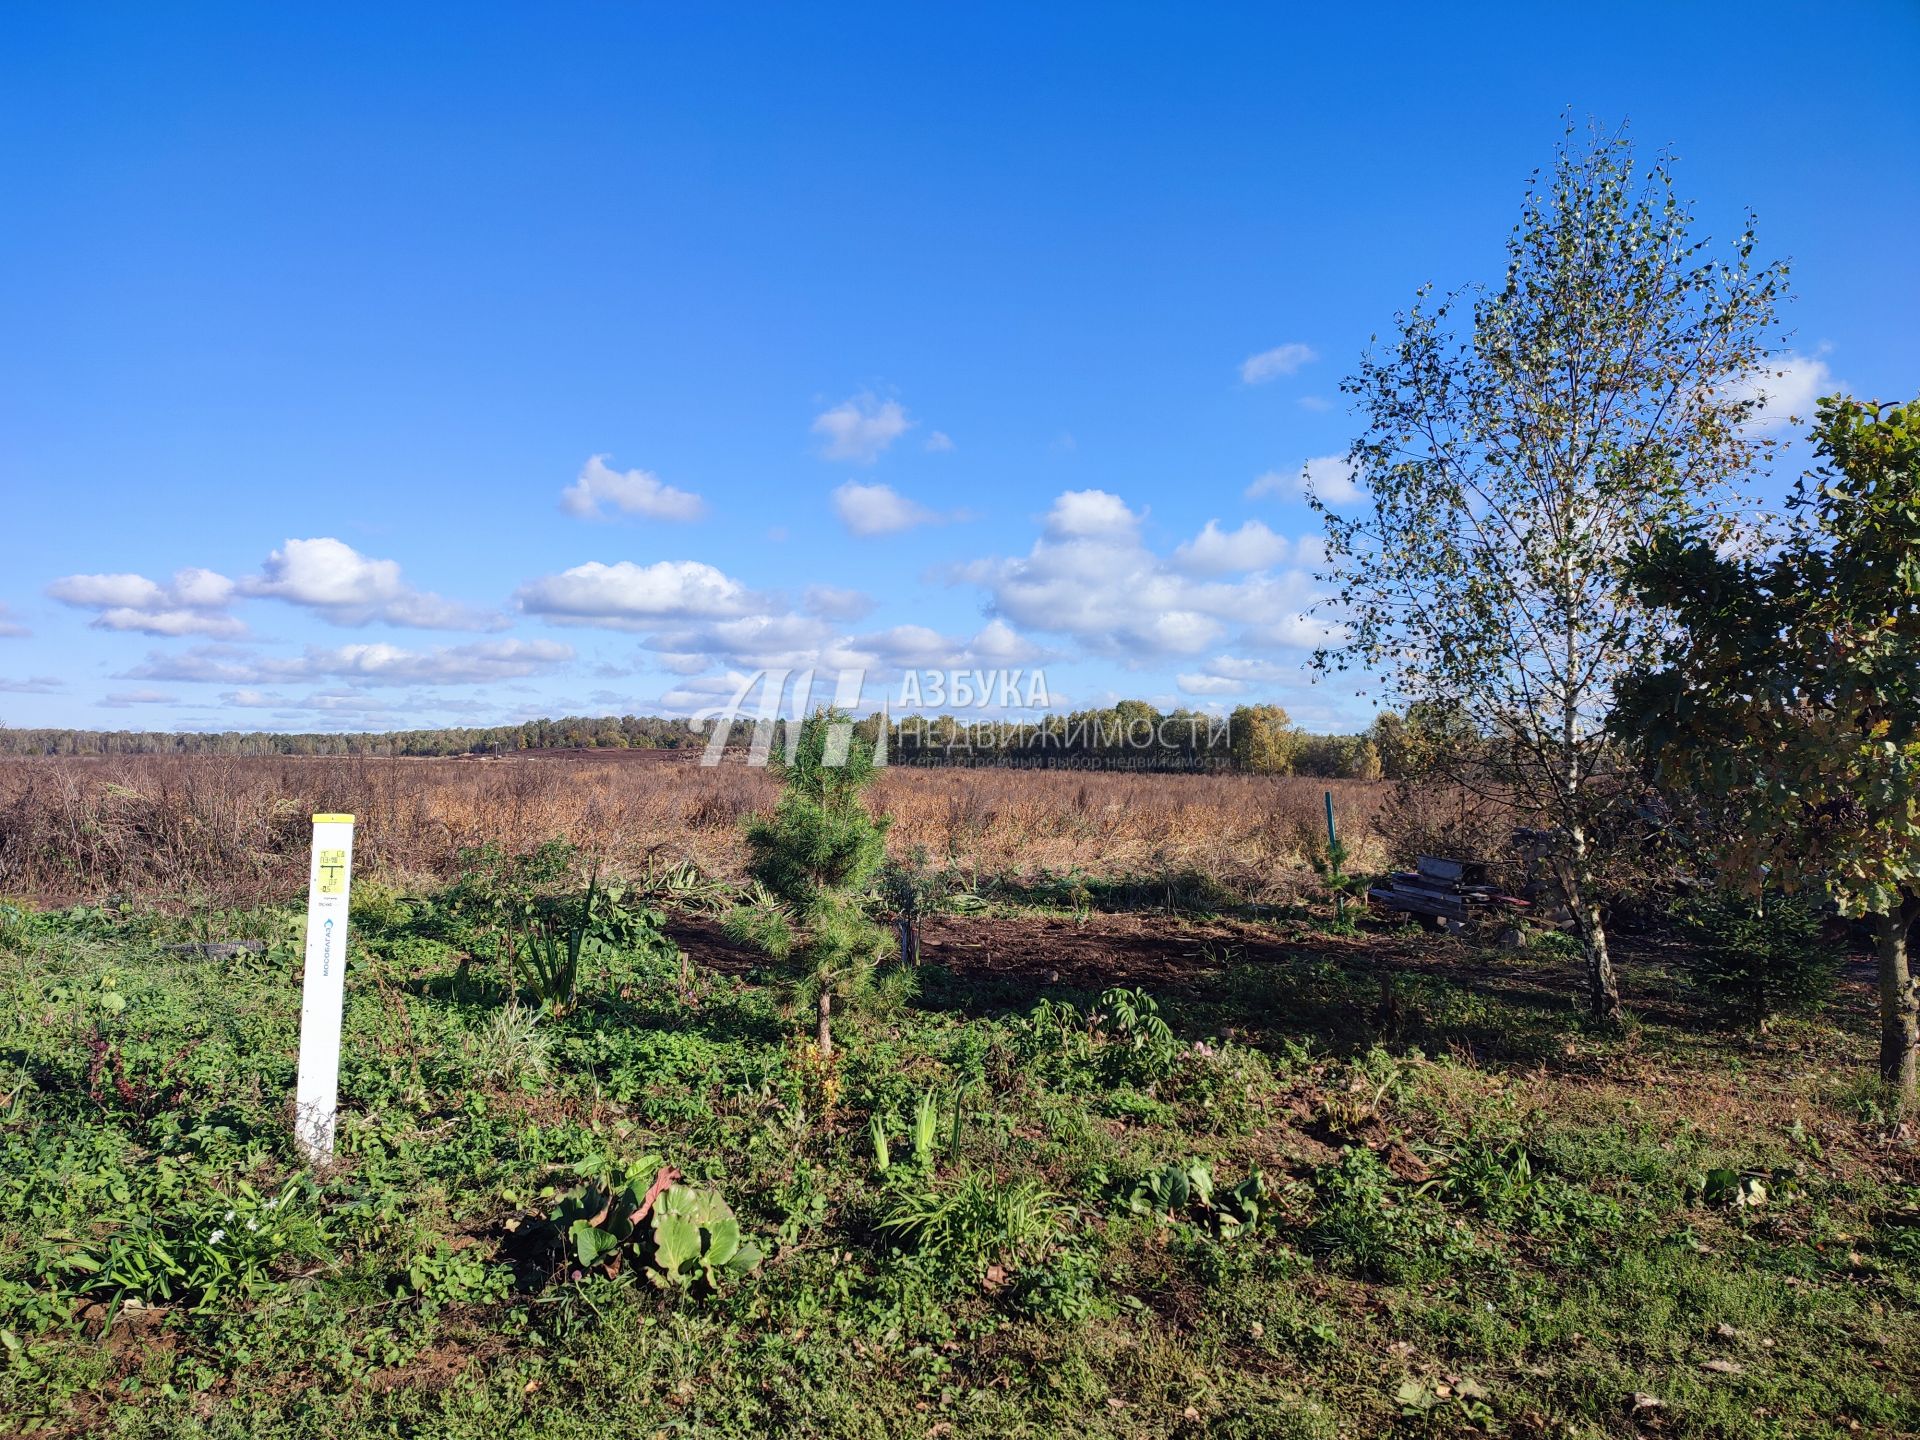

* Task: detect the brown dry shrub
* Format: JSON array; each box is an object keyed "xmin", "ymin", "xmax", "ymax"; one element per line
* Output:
[{"xmin": 0, "ymin": 753, "xmax": 1397, "ymax": 907}]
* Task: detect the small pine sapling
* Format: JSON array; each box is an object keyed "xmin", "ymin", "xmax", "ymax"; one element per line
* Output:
[{"xmin": 730, "ymin": 708, "xmax": 894, "ymax": 1058}]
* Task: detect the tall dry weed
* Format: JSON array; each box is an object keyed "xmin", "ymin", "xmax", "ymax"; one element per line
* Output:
[{"xmin": 0, "ymin": 752, "xmax": 1409, "ymax": 906}]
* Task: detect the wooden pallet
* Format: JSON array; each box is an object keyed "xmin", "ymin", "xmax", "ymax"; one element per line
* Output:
[{"xmin": 1367, "ymin": 855, "xmax": 1528, "ymax": 926}]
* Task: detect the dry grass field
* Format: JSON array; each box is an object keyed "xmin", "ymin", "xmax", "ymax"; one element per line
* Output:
[{"xmin": 0, "ymin": 752, "xmax": 1456, "ymax": 907}]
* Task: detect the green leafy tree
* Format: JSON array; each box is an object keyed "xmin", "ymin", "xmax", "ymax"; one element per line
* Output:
[
  {"xmin": 1312, "ymin": 121, "xmax": 1785, "ymax": 1021},
  {"xmin": 730, "ymin": 708, "xmax": 894, "ymax": 1058},
  {"xmin": 1620, "ymin": 396, "xmax": 1920, "ymax": 1097},
  {"xmin": 1229, "ymin": 704, "xmax": 1300, "ymax": 774}
]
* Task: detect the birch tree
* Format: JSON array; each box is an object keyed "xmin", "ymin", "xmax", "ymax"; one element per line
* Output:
[{"xmin": 1311, "ymin": 123, "xmax": 1785, "ymax": 1020}]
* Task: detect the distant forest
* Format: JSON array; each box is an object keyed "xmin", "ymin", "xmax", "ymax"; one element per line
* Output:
[{"xmin": 0, "ymin": 703, "xmax": 1415, "ymax": 777}]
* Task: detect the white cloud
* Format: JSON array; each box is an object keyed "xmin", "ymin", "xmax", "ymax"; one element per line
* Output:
[
  {"xmin": 243, "ymin": 538, "xmax": 505, "ymax": 630},
  {"xmin": 1240, "ymin": 342, "xmax": 1317, "ymax": 385},
  {"xmin": 803, "ymin": 584, "xmax": 877, "ymax": 621},
  {"xmin": 1177, "ymin": 654, "xmax": 1313, "ymax": 698},
  {"xmin": 47, "ymin": 567, "xmax": 245, "ymax": 638},
  {"xmin": 655, "ymin": 652, "xmax": 712, "ymax": 676},
  {"xmin": 837, "ymin": 619, "xmax": 1053, "ymax": 675},
  {"xmin": 812, "ymin": 393, "xmax": 913, "ymax": 462},
  {"xmin": 560, "ymin": 454, "xmax": 707, "ymax": 522},
  {"xmin": 1174, "ymin": 519, "xmax": 1292, "ymax": 575},
  {"xmin": 120, "ymin": 639, "xmax": 573, "ymax": 687},
  {"xmin": 0, "ymin": 604, "xmax": 26, "ymax": 638},
  {"xmin": 515, "ymin": 560, "xmax": 764, "ymax": 629},
  {"xmin": 642, "ymin": 613, "xmax": 838, "ymax": 672},
  {"xmin": 301, "ymin": 640, "xmax": 574, "ymax": 685},
  {"xmin": 967, "ymin": 618, "xmax": 1048, "ymax": 665},
  {"xmin": 98, "ymin": 689, "xmax": 178, "ymax": 707},
  {"xmin": 832, "ymin": 481, "xmax": 941, "ymax": 537},
  {"xmin": 1246, "ymin": 455, "xmax": 1361, "ymax": 505},
  {"xmin": 0, "ymin": 675, "xmax": 62, "ymax": 694},
  {"xmin": 1044, "ymin": 489, "xmax": 1139, "ymax": 541},
  {"xmin": 1723, "ymin": 351, "xmax": 1840, "ymax": 433},
  {"xmin": 925, "ymin": 431, "xmax": 955, "ymax": 453},
  {"xmin": 1175, "ymin": 673, "xmax": 1247, "ymax": 696},
  {"xmin": 950, "ymin": 489, "xmax": 1335, "ymax": 660}
]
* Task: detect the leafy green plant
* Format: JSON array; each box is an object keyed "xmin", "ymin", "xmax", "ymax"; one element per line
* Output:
[
  {"xmin": 60, "ymin": 1176, "xmax": 332, "ymax": 1312},
  {"xmin": 464, "ymin": 1001, "xmax": 551, "ymax": 1086},
  {"xmin": 649, "ymin": 1183, "xmax": 763, "ymax": 1292},
  {"xmin": 1699, "ymin": 1167, "xmax": 1770, "ymax": 1212},
  {"xmin": 879, "ymin": 1170, "xmax": 1067, "ymax": 1280},
  {"xmin": 404, "ymin": 1242, "xmax": 513, "ymax": 1306},
  {"xmin": 1093, "ymin": 986, "xmax": 1183, "ymax": 1086},
  {"xmin": 546, "ymin": 1160, "xmax": 763, "ymax": 1293},
  {"xmin": 1437, "ymin": 1138, "xmax": 1623, "ymax": 1237},
  {"xmin": 1307, "ymin": 1146, "xmax": 1482, "ymax": 1284},
  {"xmin": 1315, "ymin": 1046, "xmax": 1413, "ymax": 1136},
  {"xmin": 1127, "ymin": 1159, "xmax": 1269, "ymax": 1237},
  {"xmin": 441, "ymin": 841, "xmax": 676, "ymax": 1010},
  {"xmin": 911, "ymin": 1089, "xmax": 941, "ymax": 1167},
  {"xmin": 1128, "ymin": 1158, "xmax": 1211, "ymax": 1218}
]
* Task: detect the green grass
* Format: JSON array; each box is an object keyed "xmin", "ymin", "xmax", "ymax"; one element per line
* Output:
[{"xmin": 1, "ymin": 893, "xmax": 1916, "ymax": 1438}]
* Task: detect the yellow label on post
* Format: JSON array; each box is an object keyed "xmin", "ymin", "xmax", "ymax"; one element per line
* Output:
[
  {"xmin": 312, "ymin": 813, "xmax": 355, "ymax": 824},
  {"xmin": 316, "ymin": 849, "xmax": 349, "ymax": 894}
]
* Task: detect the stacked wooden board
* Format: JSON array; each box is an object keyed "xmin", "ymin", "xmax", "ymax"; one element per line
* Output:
[{"xmin": 1367, "ymin": 855, "xmax": 1529, "ymax": 927}]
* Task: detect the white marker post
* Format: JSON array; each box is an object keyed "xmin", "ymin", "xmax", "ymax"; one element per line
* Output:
[{"xmin": 294, "ymin": 813, "xmax": 355, "ymax": 1164}]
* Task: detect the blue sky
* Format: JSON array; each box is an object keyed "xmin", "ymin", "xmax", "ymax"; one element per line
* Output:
[{"xmin": 2, "ymin": 2, "xmax": 1916, "ymax": 734}]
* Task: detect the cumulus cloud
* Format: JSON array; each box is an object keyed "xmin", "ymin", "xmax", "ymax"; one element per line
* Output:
[
  {"xmin": 1723, "ymin": 351, "xmax": 1841, "ymax": 432},
  {"xmin": 515, "ymin": 560, "xmax": 764, "ymax": 629},
  {"xmin": 0, "ymin": 603, "xmax": 30, "ymax": 638},
  {"xmin": 1240, "ymin": 342, "xmax": 1317, "ymax": 384},
  {"xmin": 1246, "ymin": 455, "xmax": 1362, "ymax": 505},
  {"xmin": 925, "ymin": 431, "xmax": 955, "ymax": 453},
  {"xmin": 812, "ymin": 393, "xmax": 913, "ymax": 462},
  {"xmin": 1175, "ymin": 655, "xmax": 1309, "ymax": 696},
  {"xmin": 803, "ymin": 584, "xmax": 877, "ymax": 621},
  {"xmin": 0, "ymin": 675, "xmax": 62, "ymax": 694},
  {"xmin": 98, "ymin": 689, "xmax": 178, "ymax": 708},
  {"xmin": 47, "ymin": 567, "xmax": 245, "ymax": 638},
  {"xmin": 1174, "ymin": 673, "xmax": 1247, "ymax": 696},
  {"xmin": 1044, "ymin": 489, "xmax": 1139, "ymax": 541},
  {"xmin": 560, "ymin": 454, "xmax": 707, "ymax": 522},
  {"xmin": 241, "ymin": 538, "xmax": 505, "ymax": 631},
  {"xmin": 832, "ymin": 481, "xmax": 943, "ymax": 537},
  {"xmin": 836, "ymin": 618, "xmax": 1053, "ymax": 675},
  {"xmin": 1174, "ymin": 519, "xmax": 1293, "ymax": 575},
  {"xmin": 119, "ymin": 639, "xmax": 573, "ymax": 688},
  {"xmin": 950, "ymin": 489, "xmax": 1335, "ymax": 661},
  {"xmin": 641, "ymin": 613, "xmax": 840, "ymax": 673}
]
